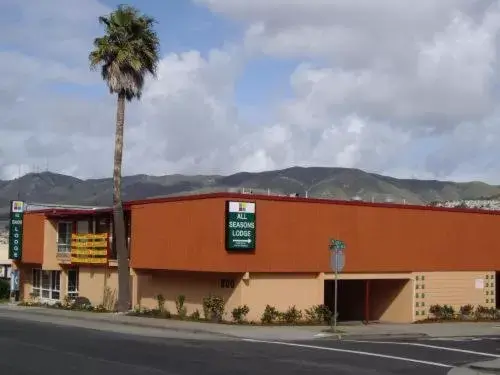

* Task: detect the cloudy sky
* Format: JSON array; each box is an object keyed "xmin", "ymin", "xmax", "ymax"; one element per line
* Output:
[{"xmin": 1, "ymin": 0, "xmax": 500, "ymax": 183}]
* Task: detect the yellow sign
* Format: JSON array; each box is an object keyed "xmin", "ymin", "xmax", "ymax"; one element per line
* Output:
[
  {"xmin": 71, "ymin": 249, "xmax": 108, "ymax": 256},
  {"xmin": 71, "ymin": 241, "xmax": 107, "ymax": 249},
  {"xmin": 70, "ymin": 233, "xmax": 109, "ymax": 265},
  {"xmin": 71, "ymin": 257, "xmax": 108, "ymax": 264}
]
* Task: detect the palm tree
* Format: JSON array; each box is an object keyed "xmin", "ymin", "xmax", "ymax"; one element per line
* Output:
[{"xmin": 89, "ymin": 5, "xmax": 160, "ymax": 312}]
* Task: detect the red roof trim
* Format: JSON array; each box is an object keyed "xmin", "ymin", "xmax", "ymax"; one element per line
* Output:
[
  {"xmin": 27, "ymin": 208, "xmax": 115, "ymax": 218},
  {"xmin": 24, "ymin": 193, "xmax": 499, "ymax": 218},
  {"xmin": 126, "ymin": 192, "xmax": 500, "ymax": 216}
]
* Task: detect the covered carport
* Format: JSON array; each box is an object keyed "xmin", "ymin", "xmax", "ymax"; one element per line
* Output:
[{"xmin": 324, "ymin": 273, "xmax": 414, "ymax": 323}]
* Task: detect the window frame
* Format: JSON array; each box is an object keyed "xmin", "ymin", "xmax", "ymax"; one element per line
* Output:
[
  {"xmin": 32, "ymin": 268, "xmax": 60, "ymax": 301},
  {"xmin": 32, "ymin": 268, "xmax": 41, "ymax": 297},
  {"xmin": 67, "ymin": 268, "xmax": 79, "ymax": 300},
  {"xmin": 57, "ymin": 221, "xmax": 73, "ymax": 253}
]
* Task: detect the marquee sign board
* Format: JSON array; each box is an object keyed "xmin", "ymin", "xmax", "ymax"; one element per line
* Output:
[
  {"xmin": 225, "ymin": 201, "xmax": 256, "ymax": 250},
  {"xmin": 8, "ymin": 200, "xmax": 25, "ymax": 260}
]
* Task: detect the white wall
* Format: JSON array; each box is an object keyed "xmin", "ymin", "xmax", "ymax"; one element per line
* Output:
[
  {"xmin": 0, "ymin": 243, "xmax": 12, "ymax": 279},
  {"xmin": 0, "ymin": 243, "xmax": 9, "ymax": 265}
]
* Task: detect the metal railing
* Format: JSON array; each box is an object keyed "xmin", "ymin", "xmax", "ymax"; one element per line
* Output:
[{"xmin": 57, "ymin": 243, "xmax": 71, "ymax": 253}]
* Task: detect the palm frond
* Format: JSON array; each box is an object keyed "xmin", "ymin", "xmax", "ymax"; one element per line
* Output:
[{"xmin": 89, "ymin": 5, "xmax": 160, "ymax": 100}]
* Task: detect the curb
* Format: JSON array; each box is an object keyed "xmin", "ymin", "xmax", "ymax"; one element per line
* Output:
[
  {"xmin": 315, "ymin": 332, "xmax": 430, "ymax": 341},
  {"xmin": 0, "ymin": 307, "xmax": 236, "ymax": 339},
  {"xmin": 468, "ymin": 363, "xmax": 500, "ymax": 374}
]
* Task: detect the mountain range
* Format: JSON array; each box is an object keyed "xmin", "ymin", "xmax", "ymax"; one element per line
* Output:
[{"xmin": 0, "ymin": 166, "xmax": 499, "ymax": 218}]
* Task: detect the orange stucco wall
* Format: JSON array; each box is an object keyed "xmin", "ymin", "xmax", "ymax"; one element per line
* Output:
[
  {"xmin": 130, "ymin": 194, "xmax": 500, "ymax": 273},
  {"xmin": 21, "ymin": 213, "xmax": 45, "ymax": 264}
]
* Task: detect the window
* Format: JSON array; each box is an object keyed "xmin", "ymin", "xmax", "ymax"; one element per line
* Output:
[
  {"xmin": 67, "ymin": 269, "xmax": 79, "ymax": 300},
  {"xmin": 57, "ymin": 222, "xmax": 73, "ymax": 253},
  {"xmin": 96, "ymin": 217, "xmax": 110, "ymax": 234},
  {"xmin": 32, "ymin": 269, "xmax": 41, "ymax": 297},
  {"xmin": 51, "ymin": 271, "xmax": 61, "ymax": 300},
  {"xmin": 32, "ymin": 269, "xmax": 60, "ymax": 300}
]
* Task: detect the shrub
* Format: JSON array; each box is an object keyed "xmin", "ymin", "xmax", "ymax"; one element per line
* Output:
[
  {"xmin": 202, "ymin": 295, "xmax": 225, "ymax": 322},
  {"xmin": 0, "ymin": 279, "xmax": 9, "ymax": 300},
  {"xmin": 261, "ymin": 305, "xmax": 280, "ymax": 324},
  {"xmin": 280, "ymin": 305, "xmax": 302, "ymax": 324},
  {"xmin": 459, "ymin": 304, "xmax": 474, "ymax": 317},
  {"xmin": 50, "ymin": 301, "xmax": 63, "ymax": 309},
  {"xmin": 93, "ymin": 304, "xmax": 108, "ymax": 313},
  {"xmin": 102, "ymin": 287, "xmax": 117, "ymax": 311},
  {"xmin": 159, "ymin": 309, "xmax": 172, "ymax": 318},
  {"xmin": 476, "ymin": 305, "xmax": 496, "ymax": 320},
  {"xmin": 429, "ymin": 304, "xmax": 444, "ymax": 319},
  {"xmin": 156, "ymin": 294, "xmax": 166, "ymax": 312},
  {"xmin": 63, "ymin": 295, "xmax": 73, "ymax": 308},
  {"xmin": 231, "ymin": 305, "xmax": 250, "ymax": 323},
  {"xmin": 442, "ymin": 305, "xmax": 455, "ymax": 319},
  {"xmin": 176, "ymin": 295, "xmax": 187, "ymax": 319},
  {"xmin": 429, "ymin": 304, "xmax": 455, "ymax": 319},
  {"xmin": 304, "ymin": 304, "xmax": 333, "ymax": 324},
  {"xmin": 73, "ymin": 296, "xmax": 92, "ymax": 310},
  {"xmin": 190, "ymin": 309, "xmax": 201, "ymax": 320}
]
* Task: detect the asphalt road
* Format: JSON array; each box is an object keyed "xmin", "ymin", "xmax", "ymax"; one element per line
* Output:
[{"xmin": 1, "ymin": 315, "xmax": 499, "ymax": 374}]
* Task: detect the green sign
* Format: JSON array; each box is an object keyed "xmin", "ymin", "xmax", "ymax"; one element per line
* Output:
[
  {"xmin": 8, "ymin": 200, "xmax": 25, "ymax": 260},
  {"xmin": 226, "ymin": 201, "xmax": 256, "ymax": 250},
  {"xmin": 329, "ymin": 239, "xmax": 345, "ymax": 251}
]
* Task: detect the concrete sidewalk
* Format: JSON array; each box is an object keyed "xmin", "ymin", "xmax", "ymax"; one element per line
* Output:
[
  {"xmin": 0, "ymin": 304, "xmax": 324, "ymax": 340},
  {"xmin": 449, "ymin": 359, "xmax": 500, "ymax": 374},
  {"xmin": 1, "ymin": 304, "xmax": 500, "ymax": 341},
  {"xmin": 332, "ymin": 321, "xmax": 500, "ymax": 340}
]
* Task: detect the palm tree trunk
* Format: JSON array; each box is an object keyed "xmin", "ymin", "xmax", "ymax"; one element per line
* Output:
[{"xmin": 113, "ymin": 92, "xmax": 130, "ymax": 312}]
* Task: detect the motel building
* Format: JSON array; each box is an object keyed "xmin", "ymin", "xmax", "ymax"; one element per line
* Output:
[{"xmin": 11, "ymin": 192, "xmax": 500, "ymax": 323}]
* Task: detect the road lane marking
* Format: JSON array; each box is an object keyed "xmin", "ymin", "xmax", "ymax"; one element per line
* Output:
[
  {"xmin": 426, "ymin": 337, "xmax": 482, "ymax": 342},
  {"xmin": 242, "ymin": 338, "xmax": 452, "ymax": 368},
  {"xmin": 345, "ymin": 340, "xmax": 500, "ymax": 358}
]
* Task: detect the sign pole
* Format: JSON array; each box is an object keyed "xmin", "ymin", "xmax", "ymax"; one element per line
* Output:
[
  {"xmin": 329, "ymin": 238, "xmax": 346, "ymax": 333},
  {"xmin": 333, "ymin": 259, "xmax": 338, "ymax": 331}
]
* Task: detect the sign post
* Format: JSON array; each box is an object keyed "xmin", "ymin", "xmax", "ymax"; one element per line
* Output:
[
  {"xmin": 226, "ymin": 201, "xmax": 256, "ymax": 250},
  {"xmin": 8, "ymin": 200, "xmax": 25, "ymax": 260},
  {"xmin": 329, "ymin": 238, "xmax": 346, "ymax": 332}
]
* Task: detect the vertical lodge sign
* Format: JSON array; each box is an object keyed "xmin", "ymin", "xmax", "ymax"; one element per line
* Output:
[
  {"xmin": 8, "ymin": 200, "xmax": 25, "ymax": 260},
  {"xmin": 71, "ymin": 233, "xmax": 109, "ymax": 264},
  {"xmin": 226, "ymin": 201, "xmax": 256, "ymax": 251}
]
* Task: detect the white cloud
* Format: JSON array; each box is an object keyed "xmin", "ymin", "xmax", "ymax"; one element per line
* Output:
[
  {"xmin": 3, "ymin": 0, "xmax": 500, "ymax": 184},
  {"xmin": 197, "ymin": 0, "xmax": 500, "ymax": 181}
]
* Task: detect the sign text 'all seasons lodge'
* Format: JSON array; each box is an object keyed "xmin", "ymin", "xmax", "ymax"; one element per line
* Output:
[{"xmin": 225, "ymin": 201, "xmax": 256, "ymax": 250}]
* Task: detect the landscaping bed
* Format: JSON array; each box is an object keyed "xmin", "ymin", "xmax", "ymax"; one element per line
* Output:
[
  {"xmin": 22, "ymin": 294, "xmax": 499, "ymax": 327},
  {"xmin": 18, "ymin": 292, "xmax": 334, "ymax": 326},
  {"xmin": 126, "ymin": 295, "xmax": 334, "ymax": 326},
  {"xmin": 414, "ymin": 304, "xmax": 500, "ymax": 323}
]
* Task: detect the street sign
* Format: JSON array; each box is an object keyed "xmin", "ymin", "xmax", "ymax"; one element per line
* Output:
[
  {"xmin": 329, "ymin": 238, "xmax": 345, "ymax": 251},
  {"xmin": 330, "ymin": 250, "xmax": 345, "ymax": 273},
  {"xmin": 328, "ymin": 237, "xmax": 347, "ymax": 333}
]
